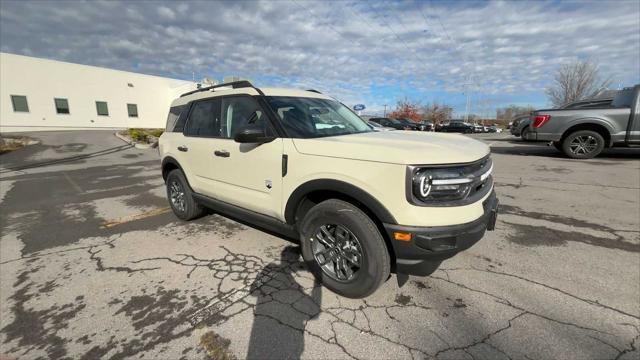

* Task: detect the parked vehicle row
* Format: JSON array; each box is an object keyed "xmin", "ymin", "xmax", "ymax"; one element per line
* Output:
[{"xmin": 369, "ymin": 117, "xmax": 503, "ymax": 134}]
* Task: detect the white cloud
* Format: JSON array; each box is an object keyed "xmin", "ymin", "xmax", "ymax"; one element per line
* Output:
[{"xmin": 0, "ymin": 0, "xmax": 638, "ymax": 113}]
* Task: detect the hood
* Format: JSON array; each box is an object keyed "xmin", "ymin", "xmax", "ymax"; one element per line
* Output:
[{"xmin": 292, "ymin": 131, "xmax": 490, "ymax": 165}]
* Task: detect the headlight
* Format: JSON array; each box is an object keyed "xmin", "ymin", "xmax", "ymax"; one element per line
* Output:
[{"xmin": 408, "ymin": 157, "xmax": 493, "ymax": 205}]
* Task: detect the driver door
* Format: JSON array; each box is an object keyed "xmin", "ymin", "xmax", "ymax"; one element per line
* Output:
[{"xmin": 205, "ymin": 95, "xmax": 283, "ymax": 218}]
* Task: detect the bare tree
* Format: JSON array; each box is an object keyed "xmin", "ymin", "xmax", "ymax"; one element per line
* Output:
[
  {"xmin": 421, "ymin": 101, "xmax": 453, "ymax": 124},
  {"xmin": 545, "ymin": 60, "xmax": 611, "ymax": 108}
]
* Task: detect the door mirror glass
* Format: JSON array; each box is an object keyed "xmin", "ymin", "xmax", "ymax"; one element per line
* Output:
[{"xmin": 234, "ymin": 124, "xmax": 274, "ymax": 143}]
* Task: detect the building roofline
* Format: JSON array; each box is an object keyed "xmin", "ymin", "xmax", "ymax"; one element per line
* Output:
[{"xmin": 0, "ymin": 51, "xmax": 194, "ymax": 84}]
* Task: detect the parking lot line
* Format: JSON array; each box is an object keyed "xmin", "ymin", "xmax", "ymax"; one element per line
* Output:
[{"xmin": 101, "ymin": 207, "xmax": 171, "ymax": 228}]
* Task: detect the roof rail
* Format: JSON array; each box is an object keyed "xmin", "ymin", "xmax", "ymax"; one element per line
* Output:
[
  {"xmin": 180, "ymin": 80, "xmax": 258, "ymax": 98},
  {"xmin": 306, "ymin": 89, "xmax": 322, "ymax": 94}
]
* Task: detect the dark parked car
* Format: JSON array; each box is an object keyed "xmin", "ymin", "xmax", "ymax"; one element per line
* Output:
[
  {"xmin": 417, "ymin": 120, "xmax": 434, "ymax": 131},
  {"xmin": 369, "ymin": 117, "xmax": 414, "ymax": 130},
  {"xmin": 395, "ymin": 118, "xmax": 420, "ymax": 130},
  {"xmin": 440, "ymin": 121, "xmax": 475, "ymax": 133}
]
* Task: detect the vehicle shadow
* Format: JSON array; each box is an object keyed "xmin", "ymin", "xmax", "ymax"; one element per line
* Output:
[
  {"xmin": 246, "ymin": 246, "xmax": 321, "ymax": 359},
  {"xmin": 491, "ymin": 143, "xmax": 640, "ymax": 160}
]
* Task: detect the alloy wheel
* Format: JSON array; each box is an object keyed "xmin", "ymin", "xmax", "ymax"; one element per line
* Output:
[
  {"xmin": 312, "ymin": 224, "xmax": 363, "ymax": 282},
  {"xmin": 569, "ymin": 135, "xmax": 598, "ymax": 155},
  {"xmin": 169, "ymin": 180, "xmax": 186, "ymax": 212}
]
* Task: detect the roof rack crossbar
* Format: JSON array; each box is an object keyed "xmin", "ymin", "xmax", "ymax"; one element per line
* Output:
[{"xmin": 180, "ymin": 80, "xmax": 257, "ymax": 97}]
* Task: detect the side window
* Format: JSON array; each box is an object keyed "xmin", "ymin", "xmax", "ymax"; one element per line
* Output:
[
  {"xmin": 184, "ymin": 99, "xmax": 221, "ymax": 137},
  {"xmin": 127, "ymin": 104, "xmax": 138, "ymax": 118},
  {"xmin": 11, "ymin": 95, "xmax": 29, "ymax": 112},
  {"xmin": 221, "ymin": 96, "xmax": 269, "ymax": 139},
  {"xmin": 165, "ymin": 105, "xmax": 185, "ymax": 132},
  {"xmin": 54, "ymin": 98, "xmax": 70, "ymax": 114},
  {"xmin": 612, "ymin": 89, "xmax": 634, "ymax": 108},
  {"xmin": 96, "ymin": 101, "xmax": 109, "ymax": 116}
]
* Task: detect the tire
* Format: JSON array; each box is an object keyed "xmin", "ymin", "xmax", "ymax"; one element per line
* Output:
[
  {"xmin": 166, "ymin": 169, "xmax": 205, "ymax": 220},
  {"xmin": 299, "ymin": 199, "xmax": 390, "ymax": 298},
  {"xmin": 561, "ymin": 130, "xmax": 605, "ymax": 159}
]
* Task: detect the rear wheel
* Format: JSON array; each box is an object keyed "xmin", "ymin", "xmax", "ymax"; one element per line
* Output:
[
  {"xmin": 299, "ymin": 199, "xmax": 390, "ymax": 298},
  {"xmin": 166, "ymin": 169, "xmax": 205, "ymax": 220},
  {"xmin": 561, "ymin": 130, "xmax": 605, "ymax": 159}
]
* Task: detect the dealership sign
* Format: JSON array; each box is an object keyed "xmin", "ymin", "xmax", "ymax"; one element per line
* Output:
[{"xmin": 353, "ymin": 104, "xmax": 366, "ymax": 111}]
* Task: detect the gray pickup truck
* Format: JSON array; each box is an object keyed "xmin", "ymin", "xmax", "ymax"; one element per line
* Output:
[{"xmin": 532, "ymin": 85, "xmax": 639, "ymax": 158}]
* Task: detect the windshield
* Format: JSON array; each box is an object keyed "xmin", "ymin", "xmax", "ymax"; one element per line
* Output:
[{"xmin": 267, "ymin": 97, "xmax": 373, "ymax": 138}]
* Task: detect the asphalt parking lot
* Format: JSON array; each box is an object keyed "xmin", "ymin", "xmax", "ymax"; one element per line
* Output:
[{"xmin": 1, "ymin": 130, "xmax": 638, "ymax": 360}]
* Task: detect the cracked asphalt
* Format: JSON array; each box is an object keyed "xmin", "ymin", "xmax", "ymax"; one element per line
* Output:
[{"xmin": 0, "ymin": 130, "xmax": 638, "ymax": 359}]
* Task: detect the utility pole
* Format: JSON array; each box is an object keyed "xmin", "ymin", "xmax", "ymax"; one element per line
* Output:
[
  {"xmin": 383, "ymin": 104, "xmax": 387, "ymax": 117},
  {"xmin": 464, "ymin": 80, "xmax": 471, "ymax": 123}
]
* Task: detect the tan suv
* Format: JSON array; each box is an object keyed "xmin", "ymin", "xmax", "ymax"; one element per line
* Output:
[{"xmin": 160, "ymin": 81, "xmax": 498, "ymax": 298}]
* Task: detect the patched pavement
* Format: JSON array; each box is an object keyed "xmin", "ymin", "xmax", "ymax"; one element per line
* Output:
[{"xmin": 1, "ymin": 131, "xmax": 638, "ymax": 359}]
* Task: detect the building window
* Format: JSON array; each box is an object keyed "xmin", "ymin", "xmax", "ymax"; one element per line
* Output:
[
  {"xmin": 54, "ymin": 98, "xmax": 70, "ymax": 114},
  {"xmin": 127, "ymin": 103, "xmax": 138, "ymax": 118},
  {"xmin": 11, "ymin": 95, "xmax": 29, "ymax": 112},
  {"xmin": 96, "ymin": 101, "xmax": 109, "ymax": 116}
]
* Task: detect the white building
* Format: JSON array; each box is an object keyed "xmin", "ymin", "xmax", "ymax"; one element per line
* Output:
[{"xmin": 0, "ymin": 52, "xmax": 197, "ymax": 132}]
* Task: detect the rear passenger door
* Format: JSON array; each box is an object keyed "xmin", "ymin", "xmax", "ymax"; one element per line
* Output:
[
  {"xmin": 206, "ymin": 96, "xmax": 284, "ymax": 219},
  {"xmin": 180, "ymin": 97, "xmax": 224, "ymax": 195}
]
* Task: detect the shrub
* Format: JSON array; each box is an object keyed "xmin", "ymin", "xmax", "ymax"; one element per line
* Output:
[
  {"xmin": 128, "ymin": 128, "xmax": 147, "ymax": 142},
  {"xmin": 149, "ymin": 129, "xmax": 164, "ymax": 138}
]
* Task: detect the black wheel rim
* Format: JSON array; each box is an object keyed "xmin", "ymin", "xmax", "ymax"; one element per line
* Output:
[
  {"xmin": 311, "ymin": 224, "xmax": 363, "ymax": 282},
  {"xmin": 169, "ymin": 180, "xmax": 186, "ymax": 212},
  {"xmin": 570, "ymin": 135, "xmax": 598, "ymax": 155}
]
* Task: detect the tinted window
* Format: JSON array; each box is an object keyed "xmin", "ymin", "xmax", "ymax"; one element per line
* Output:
[
  {"xmin": 221, "ymin": 96, "xmax": 269, "ymax": 139},
  {"xmin": 96, "ymin": 101, "xmax": 109, "ymax": 116},
  {"xmin": 11, "ymin": 95, "xmax": 29, "ymax": 112},
  {"xmin": 184, "ymin": 99, "xmax": 221, "ymax": 137},
  {"xmin": 54, "ymin": 98, "xmax": 69, "ymax": 114},
  {"xmin": 611, "ymin": 89, "xmax": 634, "ymax": 108},
  {"xmin": 127, "ymin": 103, "xmax": 138, "ymax": 118},
  {"xmin": 166, "ymin": 105, "xmax": 186, "ymax": 132}
]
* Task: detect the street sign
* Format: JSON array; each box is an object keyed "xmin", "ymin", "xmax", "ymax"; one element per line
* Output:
[{"xmin": 353, "ymin": 104, "xmax": 366, "ymax": 111}]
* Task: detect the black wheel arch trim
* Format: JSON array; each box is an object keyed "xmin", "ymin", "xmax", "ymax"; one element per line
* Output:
[
  {"xmin": 161, "ymin": 157, "xmax": 196, "ymax": 191},
  {"xmin": 284, "ymin": 179, "xmax": 397, "ymax": 225}
]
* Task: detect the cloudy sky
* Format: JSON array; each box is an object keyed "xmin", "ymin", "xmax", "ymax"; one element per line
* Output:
[{"xmin": 1, "ymin": 0, "xmax": 638, "ymax": 116}]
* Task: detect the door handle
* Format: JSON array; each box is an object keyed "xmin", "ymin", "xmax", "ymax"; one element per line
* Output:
[
  {"xmin": 214, "ymin": 150, "xmax": 230, "ymax": 158},
  {"xmin": 177, "ymin": 145, "xmax": 188, "ymax": 152}
]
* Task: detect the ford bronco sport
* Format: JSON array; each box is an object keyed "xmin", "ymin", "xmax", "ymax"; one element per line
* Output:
[{"xmin": 160, "ymin": 81, "xmax": 498, "ymax": 298}]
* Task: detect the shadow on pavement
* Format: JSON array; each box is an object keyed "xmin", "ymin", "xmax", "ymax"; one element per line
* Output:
[
  {"xmin": 247, "ymin": 246, "xmax": 321, "ymax": 359},
  {"xmin": 0, "ymin": 143, "xmax": 134, "ymax": 174},
  {"xmin": 491, "ymin": 143, "xmax": 640, "ymax": 160}
]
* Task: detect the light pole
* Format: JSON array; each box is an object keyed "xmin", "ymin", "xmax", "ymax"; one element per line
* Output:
[{"xmin": 383, "ymin": 104, "xmax": 387, "ymax": 117}]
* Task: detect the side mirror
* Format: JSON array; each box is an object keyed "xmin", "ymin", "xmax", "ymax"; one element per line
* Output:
[{"xmin": 234, "ymin": 124, "xmax": 274, "ymax": 144}]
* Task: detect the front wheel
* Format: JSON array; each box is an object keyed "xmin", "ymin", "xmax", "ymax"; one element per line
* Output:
[
  {"xmin": 561, "ymin": 130, "xmax": 605, "ymax": 159},
  {"xmin": 166, "ymin": 169, "xmax": 205, "ymax": 220},
  {"xmin": 299, "ymin": 199, "xmax": 390, "ymax": 298}
]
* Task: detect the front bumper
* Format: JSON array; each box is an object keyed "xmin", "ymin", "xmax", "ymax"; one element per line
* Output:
[{"xmin": 383, "ymin": 191, "xmax": 499, "ymax": 275}]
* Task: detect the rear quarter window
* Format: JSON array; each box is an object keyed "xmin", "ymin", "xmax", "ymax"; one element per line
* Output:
[
  {"xmin": 165, "ymin": 105, "xmax": 187, "ymax": 132},
  {"xmin": 611, "ymin": 89, "xmax": 634, "ymax": 108}
]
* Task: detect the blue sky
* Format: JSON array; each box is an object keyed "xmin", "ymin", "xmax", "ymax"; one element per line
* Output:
[{"xmin": 1, "ymin": 0, "xmax": 638, "ymax": 117}]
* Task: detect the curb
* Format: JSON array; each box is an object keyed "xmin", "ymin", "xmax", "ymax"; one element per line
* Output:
[
  {"xmin": 114, "ymin": 132, "xmax": 158, "ymax": 149},
  {"xmin": 114, "ymin": 132, "xmax": 132, "ymax": 145}
]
